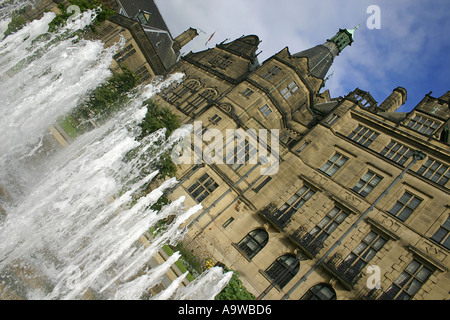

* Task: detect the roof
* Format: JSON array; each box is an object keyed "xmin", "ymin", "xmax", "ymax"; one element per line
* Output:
[
  {"xmin": 293, "ymin": 44, "xmax": 335, "ymax": 79},
  {"xmin": 142, "ymin": 26, "xmax": 178, "ymax": 70},
  {"xmin": 116, "ymin": 0, "xmax": 172, "ymax": 37},
  {"xmin": 116, "ymin": 0, "xmax": 180, "ymax": 70}
]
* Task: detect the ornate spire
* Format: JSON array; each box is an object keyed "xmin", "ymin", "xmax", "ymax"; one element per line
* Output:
[
  {"xmin": 328, "ymin": 25, "xmax": 360, "ymax": 53},
  {"xmin": 293, "ymin": 26, "xmax": 359, "ymax": 79}
]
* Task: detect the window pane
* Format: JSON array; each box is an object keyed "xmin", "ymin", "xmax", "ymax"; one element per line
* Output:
[
  {"xmin": 317, "ymin": 217, "xmax": 331, "ymax": 229},
  {"xmin": 398, "ymin": 207, "xmax": 413, "ymax": 221},
  {"xmin": 336, "ymin": 212, "xmax": 348, "ymax": 224},
  {"xmin": 287, "ymin": 194, "xmax": 300, "ymax": 205},
  {"xmin": 405, "ymin": 260, "xmax": 421, "ymax": 274},
  {"xmin": 442, "ymin": 237, "xmax": 450, "ymax": 250},
  {"xmin": 443, "ymin": 218, "xmax": 450, "ymax": 229},
  {"xmin": 336, "ymin": 157, "xmax": 348, "ymax": 166},
  {"xmin": 432, "ymin": 227, "xmax": 447, "ymax": 243},
  {"xmin": 364, "ymin": 232, "xmax": 377, "ymax": 243},
  {"xmin": 416, "ymin": 266, "xmax": 432, "ymax": 282},
  {"xmin": 304, "ymin": 190, "xmax": 315, "ymax": 200},
  {"xmin": 394, "ymin": 272, "xmax": 411, "ymax": 287},
  {"xmin": 370, "ymin": 175, "xmax": 382, "ymax": 186},
  {"xmin": 360, "ymin": 185, "xmax": 373, "ymax": 197},
  {"xmin": 353, "ymin": 242, "xmax": 368, "ymax": 255},
  {"xmin": 188, "ymin": 182, "xmax": 200, "ymax": 193},
  {"xmin": 327, "ymin": 166, "xmax": 339, "ymax": 176},
  {"xmin": 325, "ymin": 221, "xmax": 339, "ymax": 234},
  {"xmin": 406, "ymin": 279, "xmax": 422, "ymax": 296},
  {"xmin": 389, "ymin": 202, "xmax": 403, "ymax": 215},
  {"xmin": 399, "ymin": 192, "xmax": 412, "ymax": 204},
  {"xmin": 320, "ymin": 162, "xmax": 332, "ymax": 172},
  {"xmin": 409, "ymin": 197, "xmax": 422, "ymax": 209},
  {"xmin": 328, "ymin": 207, "xmax": 340, "ymax": 218}
]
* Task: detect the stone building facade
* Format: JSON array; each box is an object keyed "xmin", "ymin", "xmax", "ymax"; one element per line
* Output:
[
  {"xmin": 151, "ymin": 26, "xmax": 450, "ymax": 300},
  {"xmin": 10, "ymin": 0, "xmax": 449, "ymax": 301}
]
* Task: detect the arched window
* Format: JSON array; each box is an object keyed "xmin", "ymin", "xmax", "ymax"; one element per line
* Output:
[
  {"xmin": 165, "ymin": 79, "xmax": 200, "ymax": 105},
  {"xmin": 237, "ymin": 229, "xmax": 268, "ymax": 259},
  {"xmin": 265, "ymin": 254, "xmax": 299, "ymax": 289},
  {"xmin": 183, "ymin": 89, "xmax": 217, "ymax": 114},
  {"xmin": 300, "ymin": 283, "xmax": 337, "ymax": 300}
]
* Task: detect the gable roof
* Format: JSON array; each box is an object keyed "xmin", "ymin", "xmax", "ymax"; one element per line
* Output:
[{"xmin": 116, "ymin": 0, "xmax": 172, "ymax": 37}]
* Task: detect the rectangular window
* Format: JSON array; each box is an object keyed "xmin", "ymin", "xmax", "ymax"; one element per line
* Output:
[
  {"xmin": 210, "ymin": 114, "xmax": 222, "ymax": 125},
  {"xmin": 381, "ymin": 259, "xmax": 433, "ymax": 300},
  {"xmin": 325, "ymin": 114, "xmax": 340, "ymax": 126},
  {"xmin": 352, "ymin": 171, "xmax": 383, "ymax": 198},
  {"xmin": 348, "ymin": 125, "xmax": 379, "ymax": 147},
  {"xmin": 254, "ymin": 176, "xmax": 272, "ymax": 193},
  {"xmin": 296, "ymin": 141, "xmax": 310, "ymax": 153},
  {"xmin": 380, "ymin": 141, "xmax": 414, "ymax": 166},
  {"xmin": 114, "ymin": 44, "xmax": 136, "ymax": 63},
  {"xmin": 341, "ymin": 231, "xmax": 387, "ymax": 280},
  {"xmin": 431, "ymin": 217, "xmax": 450, "ymax": 250},
  {"xmin": 242, "ymin": 88, "xmax": 254, "ymax": 98},
  {"xmin": 406, "ymin": 115, "xmax": 439, "ymax": 136},
  {"xmin": 209, "ymin": 54, "xmax": 233, "ymax": 69},
  {"xmin": 320, "ymin": 153, "xmax": 348, "ymax": 177},
  {"xmin": 187, "ymin": 173, "xmax": 218, "ymax": 202},
  {"xmin": 388, "ymin": 191, "xmax": 422, "ymax": 222},
  {"xmin": 262, "ymin": 66, "xmax": 282, "ymax": 80},
  {"xmin": 416, "ymin": 158, "xmax": 450, "ymax": 186},
  {"xmin": 306, "ymin": 207, "xmax": 349, "ymax": 249},
  {"xmin": 226, "ymin": 138, "xmax": 257, "ymax": 171},
  {"xmin": 222, "ymin": 217, "xmax": 234, "ymax": 228},
  {"xmin": 273, "ymin": 185, "xmax": 316, "ymax": 227},
  {"xmin": 259, "ymin": 104, "xmax": 272, "ymax": 118},
  {"xmin": 280, "ymin": 81, "xmax": 299, "ymax": 100}
]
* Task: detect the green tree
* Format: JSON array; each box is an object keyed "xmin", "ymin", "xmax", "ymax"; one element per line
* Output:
[
  {"xmin": 69, "ymin": 67, "xmax": 138, "ymax": 131},
  {"xmin": 139, "ymin": 100, "xmax": 180, "ymax": 140},
  {"xmin": 215, "ymin": 270, "xmax": 256, "ymax": 300},
  {"xmin": 48, "ymin": 0, "xmax": 116, "ymax": 32}
]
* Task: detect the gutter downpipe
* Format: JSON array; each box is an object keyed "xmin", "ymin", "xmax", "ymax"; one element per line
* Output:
[{"xmin": 281, "ymin": 150, "xmax": 426, "ymax": 300}]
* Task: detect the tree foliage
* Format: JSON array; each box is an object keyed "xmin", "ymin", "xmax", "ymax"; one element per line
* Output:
[
  {"xmin": 137, "ymin": 100, "xmax": 181, "ymax": 181},
  {"xmin": 215, "ymin": 268, "xmax": 256, "ymax": 300},
  {"xmin": 139, "ymin": 100, "xmax": 180, "ymax": 140},
  {"xmin": 68, "ymin": 67, "xmax": 138, "ymax": 133},
  {"xmin": 48, "ymin": 0, "xmax": 116, "ymax": 32}
]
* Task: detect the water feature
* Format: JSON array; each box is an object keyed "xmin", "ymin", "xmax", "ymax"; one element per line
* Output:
[{"xmin": 0, "ymin": 2, "xmax": 232, "ymax": 300}]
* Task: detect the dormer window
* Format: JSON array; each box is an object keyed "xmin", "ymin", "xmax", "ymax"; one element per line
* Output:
[{"xmin": 136, "ymin": 11, "xmax": 151, "ymax": 25}]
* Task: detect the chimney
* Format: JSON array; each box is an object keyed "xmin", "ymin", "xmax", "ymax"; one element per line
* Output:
[
  {"xmin": 172, "ymin": 27, "xmax": 199, "ymax": 52},
  {"xmin": 379, "ymin": 87, "xmax": 407, "ymax": 112}
]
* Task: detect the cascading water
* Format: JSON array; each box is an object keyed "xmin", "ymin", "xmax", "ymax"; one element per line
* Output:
[{"xmin": 0, "ymin": 3, "xmax": 232, "ymax": 300}]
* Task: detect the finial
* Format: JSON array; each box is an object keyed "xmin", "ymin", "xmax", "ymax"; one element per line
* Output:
[{"xmin": 347, "ymin": 24, "xmax": 360, "ymax": 37}]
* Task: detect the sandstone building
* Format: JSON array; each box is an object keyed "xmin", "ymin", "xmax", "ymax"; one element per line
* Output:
[
  {"xmin": 151, "ymin": 24, "xmax": 450, "ymax": 300},
  {"xmin": 11, "ymin": 0, "xmax": 449, "ymax": 301}
]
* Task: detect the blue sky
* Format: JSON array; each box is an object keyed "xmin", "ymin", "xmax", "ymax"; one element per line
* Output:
[{"xmin": 155, "ymin": 0, "xmax": 449, "ymax": 112}]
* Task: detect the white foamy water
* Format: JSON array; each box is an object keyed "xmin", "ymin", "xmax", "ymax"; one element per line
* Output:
[{"xmin": 0, "ymin": 4, "xmax": 231, "ymax": 300}]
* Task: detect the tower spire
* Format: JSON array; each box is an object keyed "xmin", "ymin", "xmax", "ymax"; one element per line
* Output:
[
  {"xmin": 293, "ymin": 26, "xmax": 359, "ymax": 79},
  {"xmin": 327, "ymin": 25, "xmax": 359, "ymax": 53}
]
